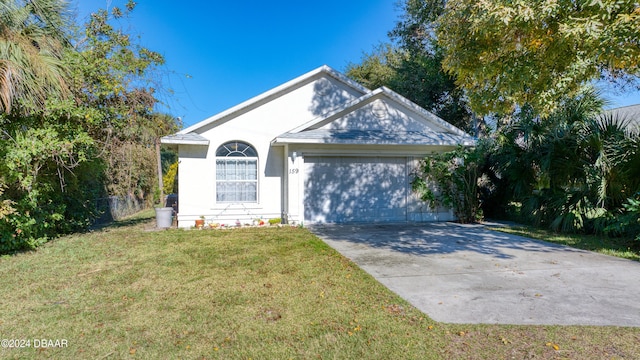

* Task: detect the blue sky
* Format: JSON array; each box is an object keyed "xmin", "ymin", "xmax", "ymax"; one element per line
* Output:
[
  {"xmin": 75, "ymin": 1, "xmax": 639, "ymax": 128},
  {"xmin": 74, "ymin": 0, "xmax": 398, "ymax": 127}
]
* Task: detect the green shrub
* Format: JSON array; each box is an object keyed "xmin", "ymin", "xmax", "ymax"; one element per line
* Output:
[
  {"xmin": 412, "ymin": 145, "xmax": 485, "ymax": 223},
  {"xmin": 163, "ymin": 161, "xmax": 178, "ymax": 195},
  {"xmin": 606, "ymin": 193, "xmax": 640, "ymax": 240}
]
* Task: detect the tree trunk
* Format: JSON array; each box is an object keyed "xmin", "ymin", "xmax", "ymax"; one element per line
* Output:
[{"xmin": 156, "ymin": 137, "xmax": 164, "ymax": 207}]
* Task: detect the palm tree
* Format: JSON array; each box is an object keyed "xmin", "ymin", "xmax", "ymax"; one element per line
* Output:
[
  {"xmin": 489, "ymin": 89, "xmax": 640, "ymax": 233},
  {"xmin": 0, "ymin": 0, "xmax": 71, "ymax": 115},
  {"xmin": 588, "ymin": 110, "xmax": 640, "ymax": 208}
]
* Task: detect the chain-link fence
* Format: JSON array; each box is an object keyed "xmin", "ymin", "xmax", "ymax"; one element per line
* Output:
[{"xmin": 95, "ymin": 195, "xmax": 146, "ymax": 224}]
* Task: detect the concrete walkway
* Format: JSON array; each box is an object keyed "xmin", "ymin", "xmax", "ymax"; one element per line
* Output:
[{"xmin": 310, "ymin": 223, "xmax": 640, "ymax": 326}]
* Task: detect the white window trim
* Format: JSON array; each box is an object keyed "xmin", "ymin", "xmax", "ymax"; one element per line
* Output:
[{"xmin": 215, "ymin": 141, "xmax": 259, "ymax": 204}]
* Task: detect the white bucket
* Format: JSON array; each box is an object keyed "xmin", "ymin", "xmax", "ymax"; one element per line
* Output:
[{"xmin": 155, "ymin": 207, "xmax": 173, "ymax": 228}]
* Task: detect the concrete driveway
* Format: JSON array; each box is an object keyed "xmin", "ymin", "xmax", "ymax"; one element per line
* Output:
[{"xmin": 310, "ymin": 223, "xmax": 640, "ymax": 326}]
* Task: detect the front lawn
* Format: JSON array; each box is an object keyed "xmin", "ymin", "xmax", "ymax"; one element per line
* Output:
[{"xmin": 1, "ymin": 211, "xmax": 638, "ymax": 359}]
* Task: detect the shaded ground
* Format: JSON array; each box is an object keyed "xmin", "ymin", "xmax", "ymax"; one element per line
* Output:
[{"xmin": 311, "ymin": 222, "xmax": 640, "ymax": 326}]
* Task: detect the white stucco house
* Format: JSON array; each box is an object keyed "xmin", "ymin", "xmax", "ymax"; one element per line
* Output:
[{"xmin": 161, "ymin": 65, "xmax": 475, "ymax": 228}]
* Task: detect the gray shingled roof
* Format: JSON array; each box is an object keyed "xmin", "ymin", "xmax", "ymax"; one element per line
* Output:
[
  {"xmin": 601, "ymin": 104, "xmax": 640, "ymax": 133},
  {"xmin": 274, "ymin": 129, "xmax": 475, "ymax": 146},
  {"xmin": 161, "ymin": 133, "xmax": 209, "ymax": 145}
]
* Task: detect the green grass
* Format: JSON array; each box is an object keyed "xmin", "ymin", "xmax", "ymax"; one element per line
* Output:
[
  {"xmin": 1, "ymin": 211, "xmax": 638, "ymax": 359},
  {"xmin": 490, "ymin": 224, "xmax": 640, "ymax": 262}
]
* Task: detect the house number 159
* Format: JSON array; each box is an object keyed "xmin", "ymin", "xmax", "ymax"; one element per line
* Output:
[{"xmin": 289, "ymin": 168, "xmax": 299, "ymax": 174}]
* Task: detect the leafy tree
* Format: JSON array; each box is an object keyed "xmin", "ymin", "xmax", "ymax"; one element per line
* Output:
[
  {"xmin": 345, "ymin": 44, "xmax": 398, "ymax": 93},
  {"xmin": 0, "ymin": 109, "xmax": 102, "ymax": 252},
  {"xmin": 66, "ymin": 2, "xmax": 173, "ymax": 204},
  {"xmin": 0, "ymin": 0, "xmax": 93, "ymax": 253},
  {"xmin": 437, "ymin": 0, "xmax": 640, "ymax": 116},
  {"xmin": 346, "ymin": 0, "xmax": 474, "ymax": 132},
  {"xmin": 0, "ymin": 1, "xmax": 179, "ymax": 253}
]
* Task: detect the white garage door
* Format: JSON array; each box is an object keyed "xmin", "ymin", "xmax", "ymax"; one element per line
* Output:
[{"xmin": 304, "ymin": 156, "xmax": 408, "ymax": 223}]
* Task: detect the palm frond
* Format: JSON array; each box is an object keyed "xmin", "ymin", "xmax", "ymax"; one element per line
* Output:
[{"xmin": 0, "ymin": 0, "xmax": 71, "ymax": 115}]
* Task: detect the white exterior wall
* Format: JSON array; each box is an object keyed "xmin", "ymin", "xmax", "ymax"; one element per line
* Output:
[
  {"xmin": 176, "ymin": 75, "xmax": 362, "ymax": 228},
  {"xmin": 177, "ymin": 144, "xmax": 213, "ymax": 218}
]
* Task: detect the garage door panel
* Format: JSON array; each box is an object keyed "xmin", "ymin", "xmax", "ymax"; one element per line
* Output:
[{"xmin": 304, "ymin": 156, "xmax": 408, "ymax": 223}]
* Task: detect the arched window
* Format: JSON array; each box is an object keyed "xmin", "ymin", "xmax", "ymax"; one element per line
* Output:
[{"xmin": 215, "ymin": 141, "xmax": 258, "ymax": 202}]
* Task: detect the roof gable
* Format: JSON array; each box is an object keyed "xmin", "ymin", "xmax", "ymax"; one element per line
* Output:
[
  {"xmin": 177, "ymin": 65, "xmax": 369, "ymax": 135},
  {"xmin": 287, "ymin": 87, "xmax": 469, "ymax": 136},
  {"xmin": 274, "ymin": 87, "xmax": 475, "ymax": 146}
]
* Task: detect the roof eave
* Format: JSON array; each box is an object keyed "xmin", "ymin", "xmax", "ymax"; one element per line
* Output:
[
  {"xmin": 272, "ymin": 137, "xmax": 477, "ymax": 147},
  {"xmin": 161, "ymin": 139, "xmax": 210, "ymax": 146}
]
